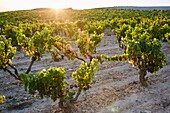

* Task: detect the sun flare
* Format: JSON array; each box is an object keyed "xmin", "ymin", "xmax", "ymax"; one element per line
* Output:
[{"xmin": 44, "ymin": 0, "xmax": 72, "ymax": 9}]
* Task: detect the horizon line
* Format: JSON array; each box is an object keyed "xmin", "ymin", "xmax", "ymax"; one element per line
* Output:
[{"xmin": 0, "ymin": 5, "xmax": 170, "ymax": 12}]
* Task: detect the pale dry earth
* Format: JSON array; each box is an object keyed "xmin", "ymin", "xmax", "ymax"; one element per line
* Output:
[{"xmin": 0, "ymin": 29, "xmax": 170, "ymax": 113}]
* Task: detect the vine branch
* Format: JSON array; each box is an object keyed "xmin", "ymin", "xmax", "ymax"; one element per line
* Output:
[
  {"xmin": 2, "ymin": 67, "xmax": 21, "ymax": 80},
  {"xmin": 26, "ymin": 56, "xmax": 36, "ymax": 74},
  {"xmin": 7, "ymin": 62, "xmax": 19, "ymax": 76}
]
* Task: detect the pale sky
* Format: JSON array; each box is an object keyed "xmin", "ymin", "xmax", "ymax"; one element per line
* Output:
[{"xmin": 0, "ymin": 0, "xmax": 170, "ymax": 12}]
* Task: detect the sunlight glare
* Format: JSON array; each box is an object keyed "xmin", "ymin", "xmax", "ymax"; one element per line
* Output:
[
  {"xmin": 47, "ymin": 0, "xmax": 72, "ymax": 9},
  {"xmin": 111, "ymin": 108, "xmax": 118, "ymax": 112}
]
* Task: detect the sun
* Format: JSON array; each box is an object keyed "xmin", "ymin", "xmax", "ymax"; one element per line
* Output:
[{"xmin": 47, "ymin": 0, "xmax": 72, "ymax": 9}]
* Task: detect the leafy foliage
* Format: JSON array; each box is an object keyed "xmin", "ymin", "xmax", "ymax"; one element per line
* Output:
[
  {"xmin": 102, "ymin": 19, "xmax": 167, "ymax": 86},
  {"xmin": 19, "ymin": 58, "xmax": 98, "ymax": 103},
  {"xmin": 0, "ymin": 35, "xmax": 16, "ymax": 68},
  {"xmin": 19, "ymin": 67, "xmax": 67, "ymax": 101},
  {"xmin": 72, "ymin": 58, "xmax": 98, "ymax": 92},
  {"xmin": 0, "ymin": 95, "xmax": 6, "ymax": 103},
  {"xmin": 0, "ymin": 8, "xmax": 169, "ymax": 110}
]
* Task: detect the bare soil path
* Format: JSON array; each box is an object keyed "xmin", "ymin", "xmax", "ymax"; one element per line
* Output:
[{"xmin": 0, "ymin": 30, "xmax": 170, "ymax": 113}]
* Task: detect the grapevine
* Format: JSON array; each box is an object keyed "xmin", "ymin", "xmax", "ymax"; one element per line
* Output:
[{"xmin": 0, "ymin": 8, "xmax": 169, "ymax": 112}]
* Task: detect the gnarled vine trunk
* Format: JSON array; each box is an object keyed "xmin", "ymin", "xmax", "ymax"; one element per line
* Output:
[
  {"xmin": 139, "ymin": 69, "xmax": 147, "ymax": 86},
  {"xmin": 58, "ymin": 98, "xmax": 79, "ymax": 113},
  {"xmin": 139, "ymin": 59, "xmax": 147, "ymax": 86}
]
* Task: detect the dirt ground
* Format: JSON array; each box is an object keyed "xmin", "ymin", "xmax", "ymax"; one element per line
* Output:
[{"xmin": 0, "ymin": 29, "xmax": 170, "ymax": 113}]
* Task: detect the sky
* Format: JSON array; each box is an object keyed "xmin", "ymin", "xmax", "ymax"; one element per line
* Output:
[{"xmin": 0, "ymin": 0, "xmax": 170, "ymax": 12}]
